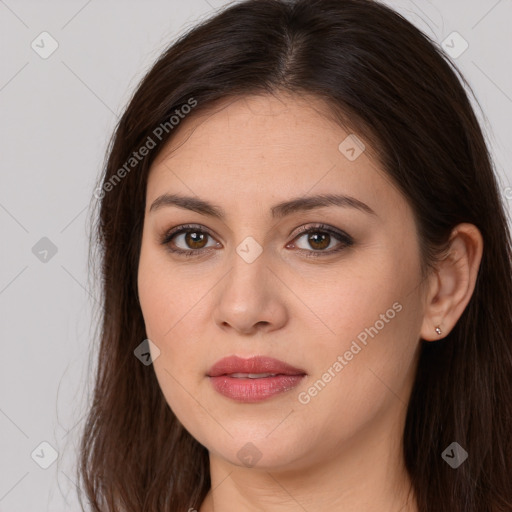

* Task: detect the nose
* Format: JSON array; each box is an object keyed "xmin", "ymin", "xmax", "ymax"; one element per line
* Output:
[{"xmin": 212, "ymin": 248, "xmax": 288, "ymax": 336}]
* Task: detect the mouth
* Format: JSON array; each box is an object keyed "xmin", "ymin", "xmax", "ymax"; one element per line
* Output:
[
  {"xmin": 207, "ymin": 355, "xmax": 307, "ymax": 402},
  {"xmin": 228, "ymin": 372, "xmax": 285, "ymax": 378}
]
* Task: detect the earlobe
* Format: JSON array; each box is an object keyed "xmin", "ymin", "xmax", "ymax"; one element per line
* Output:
[{"xmin": 420, "ymin": 223, "xmax": 483, "ymax": 341}]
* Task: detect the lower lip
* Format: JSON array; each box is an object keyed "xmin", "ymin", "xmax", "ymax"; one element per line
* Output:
[{"xmin": 209, "ymin": 374, "xmax": 305, "ymax": 402}]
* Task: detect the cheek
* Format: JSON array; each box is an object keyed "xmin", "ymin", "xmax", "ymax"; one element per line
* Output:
[
  {"xmin": 296, "ymin": 249, "xmax": 421, "ymax": 413},
  {"xmin": 296, "ymin": 250, "xmax": 414, "ymax": 347},
  {"xmin": 138, "ymin": 253, "xmax": 209, "ymax": 429},
  {"xmin": 137, "ymin": 242, "xmax": 211, "ymax": 367},
  {"xmin": 138, "ymin": 244, "xmax": 191, "ymax": 340},
  {"xmin": 294, "ymin": 307, "xmax": 419, "ymax": 452}
]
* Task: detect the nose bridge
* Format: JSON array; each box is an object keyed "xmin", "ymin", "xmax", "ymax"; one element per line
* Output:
[
  {"xmin": 213, "ymin": 239, "xmax": 287, "ymax": 333},
  {"xmin": 224, "ymin": 239, "xmax": 269, "ymax": 303}
]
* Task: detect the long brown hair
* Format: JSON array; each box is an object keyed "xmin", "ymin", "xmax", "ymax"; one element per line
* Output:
[{"xmin": 78, "ymin": 0, "xmax": 512, "ymax": 510}]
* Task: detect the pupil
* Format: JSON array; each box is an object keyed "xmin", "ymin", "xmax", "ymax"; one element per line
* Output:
[
  {"xmin": 309, "ymin": 232, "xmax": 329, "ymax": 250},
  {"xmin": 186, "ymin": 232, "xmax": 206, "ymax": 249}
]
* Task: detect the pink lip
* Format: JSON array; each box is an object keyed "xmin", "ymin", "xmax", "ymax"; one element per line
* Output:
[{"xmin": 207, "ymin": 356, "xmax": 307, "ymax": 402}]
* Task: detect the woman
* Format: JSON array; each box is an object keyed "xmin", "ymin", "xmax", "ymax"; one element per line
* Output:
[{"xmin": 79, "ymin": 0, "xmax": 512, "ymax": 510}]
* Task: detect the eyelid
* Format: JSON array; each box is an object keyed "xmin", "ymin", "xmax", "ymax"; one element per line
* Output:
[
  {"xmin": 160, "ymin": 223, "xmax": 220, "ymax": 251},
  {"xmin": 288, "ymin": 223, "xmax": 354, "ymax": 256},
  {"xmin": 162, "ymin": 223, "xmax": 215, "ymax": 240}
]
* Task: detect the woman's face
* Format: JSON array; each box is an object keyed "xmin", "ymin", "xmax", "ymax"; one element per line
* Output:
[{"xmin": 138, "ymin": 93, "xmax": 429, "ymax": 471}]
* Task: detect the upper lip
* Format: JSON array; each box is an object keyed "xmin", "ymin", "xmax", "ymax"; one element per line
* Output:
[{"xmin": 207, "ymin": 355, "xmax": 307, "ymax": 377}]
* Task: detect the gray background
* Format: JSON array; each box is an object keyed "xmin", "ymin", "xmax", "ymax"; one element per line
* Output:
[{"xmin": 1, "ymin": 0, "xmax": 511, "ymax": 510}]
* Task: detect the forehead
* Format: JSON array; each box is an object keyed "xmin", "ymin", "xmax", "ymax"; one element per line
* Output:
[
  {"xmin": 146, "ymin": 93, "xmax": 408, "ymax": 221},
  {"xmin": 152, "ymin": 93, "xmax": 362, "ymax": 167}
]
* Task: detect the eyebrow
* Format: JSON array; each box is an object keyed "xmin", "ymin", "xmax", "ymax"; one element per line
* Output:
[{"xmin": 148, "ymin": 192, "xmax": 377, "ymax": 218}]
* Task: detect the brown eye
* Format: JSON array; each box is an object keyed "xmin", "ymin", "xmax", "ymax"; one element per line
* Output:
[
  {"xmin": 306, "ymin": 232, "xmax": 331, "ymax": 250},
  {"xmin": 161, "ymin": 225, "xmax": 219, "ymax": 256},
  {"xmin": 290, "ymin": 224, "xmax": 354, "ymax": 258},
  {"xmin": 183, "ymin": 231, "xmax": 208, "ymax": 249}
]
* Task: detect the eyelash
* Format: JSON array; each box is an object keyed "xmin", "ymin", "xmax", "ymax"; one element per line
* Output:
[{"xmin": 159, "ymin": 223, "xmax": 354, "ymax": 259}]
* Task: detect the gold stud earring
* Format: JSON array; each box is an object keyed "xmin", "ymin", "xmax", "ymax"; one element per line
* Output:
[{"xmin": 435, "ymin": 326, "xmax": 442, "ymax": 335}]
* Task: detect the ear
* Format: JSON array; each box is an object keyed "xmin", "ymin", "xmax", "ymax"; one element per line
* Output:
[{"xmin": 420, "ymin": 223, "xmax": 484, "ymax": 341}]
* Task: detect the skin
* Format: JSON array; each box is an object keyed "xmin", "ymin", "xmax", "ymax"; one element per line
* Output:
[{"xmin": 137, "ymin": 92, "xmax": 483, "ymax": 512}]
